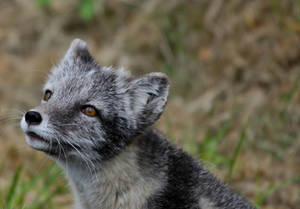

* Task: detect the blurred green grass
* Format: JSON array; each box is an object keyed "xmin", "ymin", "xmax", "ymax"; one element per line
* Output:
[{"xmin": 0, "ymin": 163, "xmax": 67, "ymax": 209}]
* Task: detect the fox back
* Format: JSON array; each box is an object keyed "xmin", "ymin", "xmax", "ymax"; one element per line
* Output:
[{"xmin": 21, "ymin": 39, "xmax": 254, "ymax": 209}]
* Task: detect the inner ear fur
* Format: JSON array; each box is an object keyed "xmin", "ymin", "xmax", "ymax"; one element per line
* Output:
[{"xmin": 129, "ymin": 72, "xmax": 170, "ymax": 126}]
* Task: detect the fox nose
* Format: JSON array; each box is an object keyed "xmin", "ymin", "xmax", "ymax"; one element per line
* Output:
[{"xmin": 25, "ymin": 111, "xmax": 42, "ymax": 125}]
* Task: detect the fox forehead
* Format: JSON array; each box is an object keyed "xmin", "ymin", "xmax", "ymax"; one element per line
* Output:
[
  {"xmin": 46, "ymin": 67, "xmax": 94, "ymax": 92},
  {"xmin": 45, "ymin": 65, "xmax": 129, "ymax": 103}
]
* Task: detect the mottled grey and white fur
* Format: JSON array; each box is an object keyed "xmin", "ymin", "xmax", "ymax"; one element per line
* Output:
[{"xmin": 20, "ymin": 39, "xmax": 254, "ymax": 209}]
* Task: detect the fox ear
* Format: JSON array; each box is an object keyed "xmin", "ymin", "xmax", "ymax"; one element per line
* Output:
[
  {"xmin": 129, "ymin": 72, "xmax": 170, "ymax": 128},
  {"xmin": 62, "ymin": 39, "xmax": 97, "ymax": 66}
]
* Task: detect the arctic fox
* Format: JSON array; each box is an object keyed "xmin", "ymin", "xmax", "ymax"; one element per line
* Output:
[{"xmin": 21, "ymin": 39, "xmax": 254, "ymax": 209}]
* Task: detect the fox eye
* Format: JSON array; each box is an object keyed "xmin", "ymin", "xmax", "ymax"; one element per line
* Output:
[
  {"xmin": 81, "ymin": 106, "xmax": 97, "ymax": 117},
  {"xmin": 43, "ymin": 90, "xmax": 52, "ymax": 101}
]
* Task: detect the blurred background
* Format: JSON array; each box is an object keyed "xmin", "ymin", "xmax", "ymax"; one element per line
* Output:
[{"xmin": 0, "ymin": 0, "xmax": 299, "ymax": 208}]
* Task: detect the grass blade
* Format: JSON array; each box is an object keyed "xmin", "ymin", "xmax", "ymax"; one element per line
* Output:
[
  {"xmin": 29, "ymin": 164, "xmax": 64, "ymax": 208},
  {"xmin": 255, "ymin": 176, "xmax": 300, "ymax": 207},
  {"xmin": 202, "ymin": 119, "xmax": 232, "ymax": 162},
  {"xmin": 14, "ymin": 164, "xmax": 58, "ymax": 207},
  {"xmin": 226, "ymin": 124, "xmax": 247, "ymax": 183},
  {"xmin": 0, "ymin": 160, "xmax": 6, "ymax": 206},
  {"xmin": 5, "ymin": 165, "xmax": 23, "ymax": 208}
]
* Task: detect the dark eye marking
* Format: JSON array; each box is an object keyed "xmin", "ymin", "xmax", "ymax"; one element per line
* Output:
[{"xmin": 43, "ymin": 90, "xmax": 52, "ymax": 101}]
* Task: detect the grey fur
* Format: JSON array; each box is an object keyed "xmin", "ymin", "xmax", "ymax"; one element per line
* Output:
[{"xmin": 21, "ymin": 39, "xmax": 254, "ymax": 209}]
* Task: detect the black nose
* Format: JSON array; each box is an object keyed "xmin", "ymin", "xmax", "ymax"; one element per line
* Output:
[{"xmin": 25, "ymin": 111, "xmax": 42, "ymax": 125}]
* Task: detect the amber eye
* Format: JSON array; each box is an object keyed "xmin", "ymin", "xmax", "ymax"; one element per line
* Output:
[
  {"xmin": 82, "ymin": 106, "xmax": 97, "ymax": 117},
  {"xmin": 43, "ymin": 90, "xmax": 52, "ymax": 101}
]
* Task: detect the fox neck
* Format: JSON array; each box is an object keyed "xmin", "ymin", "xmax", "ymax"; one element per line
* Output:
[{"xmin": 56, "ymin": 141, "xmax": 162, "ymax": 209}]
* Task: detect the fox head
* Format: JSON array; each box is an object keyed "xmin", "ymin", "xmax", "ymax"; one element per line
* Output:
[{"xmin": 20, "ymin": 39, "xmax": 169, "ymax": 164}]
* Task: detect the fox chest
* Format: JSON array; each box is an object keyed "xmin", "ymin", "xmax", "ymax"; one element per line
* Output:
[{"xmin": 72, "ymin": 176, "xmax": 160, "ymax": 209}]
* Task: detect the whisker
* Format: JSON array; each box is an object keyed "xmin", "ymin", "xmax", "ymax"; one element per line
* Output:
[
  {"xmin": 5, "ymin": 123, "xmax": 22, "ymax": 128},
  {"xmin": 1, "ymin": 108, "xmax": 26, "ymax": 116},
  {"xmin": 65, "ymin": 140, "xmax": 96, "ymax": 177},
  {"xmin": 36, "ymin": 156, "xmax": 51, "ymax": 173},
  {"xmin": 0, "ymin": 117, "xmax": 22, "ymax": 122},
  {"xmin": 0, "ymin": 113, "xmax": 24, "ymax": 124},
  {"xmin": 54, "ymin": 133, "xmax": 69, "ymax": 171},
  {"xmin": 57, "ymin": 123, "xmax": 78, "ymax": 127},
  {"xmin": 0, "ymin": 120, "xmax": 22, "ymax": 127}
]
